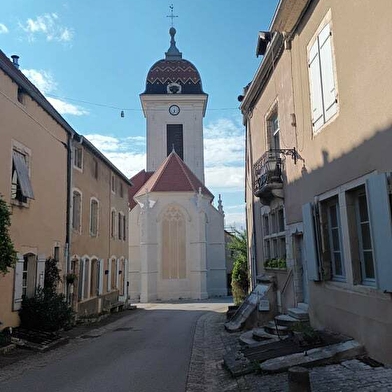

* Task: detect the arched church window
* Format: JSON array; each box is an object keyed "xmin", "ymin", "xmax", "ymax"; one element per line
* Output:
[{"xmin": 162, "ymin": 206, "xmax": 186, "ymax": 279}]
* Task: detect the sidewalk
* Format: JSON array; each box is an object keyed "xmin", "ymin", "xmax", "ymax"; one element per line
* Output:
[{"xmin": 186, "ymin": 310, "xmax": 392, "ymax": 392}]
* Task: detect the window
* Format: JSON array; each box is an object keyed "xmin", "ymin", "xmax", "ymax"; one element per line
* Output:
[
  {"xmin": 17, "ymin": 87, "xmax": 25, "ymax": 104},
  {"xmin": 111, "ymin": 258, "xmax": 117, "ymax": 289},
  {"xmin": 167, "ymin": 124, "xmax": 183, "ymax": 159},
  {"xmin": 90, "ymin": 259, "xmax": 98, "ymax": 297},
  {"xmin": 308, "ymin": 22, "xmax": 338, "ymax": 132},
  {"xmin": 118, "ymin": 212, "xmax": 122, "ymax": 240},
  {"xmin": 54, "ymin": 246, "xmax": 60, "ymax": 262},
  {"xmin": 262, "ymin": 208, "xmax": 286, "ymax": 266},
  {"xmin": 278, "ymin": 209, "xmax": 285, "ymax": 232},
  {"xmin": 111, "ymin": 174, "xmax": 116, "ymax": 193},
  {"xmin": 162, "ymin": 206, "xmax": 186, "ymax": 279},
  {"xmin": 123, "ymin": 215, "xmax": 126, "ymax": 241},
  {"xmin": 268, "ymin": 112, "xmax": 280, "ymax": 151},
  {"xmin": 111, "ymin": 209, "xmax": 116, "ymax": 238},
  {"xmin": 72, "ymin": 190, "xmax": 82, "ymax": 232},
  {"xmin": 355, "ymin": 191, "xmax": 375, "ymax": 284},
  {"xmin": 90, "ymin": 198, "xmax": 99, "ymax": 236},
  {"xmin": 11, "ymin": 149, "xmax": 34, "ymax": 203},
  {"xmin": 263, "ymin": 215, "xmax": 269, "ymax": 235},
  {"xmin": 78, "ymin": 259, "xmax": 84, "ymax": 301},
  {"xmin": 74, "ymin": 146, "xmax": 83, "ymax": 170},
  {"xmin": 321, "ymin": 197, "xmax": 345, "ymax": 280},
  {"xmin": 83, "ymin": 258, "xmax": 90, "ymax": 299},
  {"xmin": 119, "ymin": 182, "xmax": 124, "ymax": 198},
  {"xmin": 93, "ymin": 159, "xmax": 98, "ymax": 179},
  {"xmin": 22, "ymin": 254, "xmax": 37, "ymax": 298}
]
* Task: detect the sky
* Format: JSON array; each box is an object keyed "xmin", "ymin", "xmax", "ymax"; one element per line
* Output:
[{"xmin": 0, "ymin": 0, "xmax": 278, "ymax": 230}]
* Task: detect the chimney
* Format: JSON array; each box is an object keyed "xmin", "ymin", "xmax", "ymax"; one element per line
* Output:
[{"xmin": 11, "ymin": 55, "xmax": 20, "ymax": 69}]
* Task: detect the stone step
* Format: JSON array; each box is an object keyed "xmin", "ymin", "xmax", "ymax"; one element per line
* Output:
[
  {"xmin": 240, "ymin": 330, "xmax": 278, "ymax": 348},
  {"xmin": 274, "ymin": 314, "xmax": 301, "ymax": 327},
  {"xmin": 288, "ymin": 307, "xmax": 309, "ymax": 321},
  {"xmin": 252, "ymin": 327, "xmax": 280, "ymax": 342},
  {"xmin": 260, "ymin": 340, "xmax": 365, "ymax": 373},
  {"xmin": 264, "ymin": 321, "xmax": 290, "ymax": 336},
  {"xmin": 297, "ymin": 302, "xmax": 309, "ymax": 312}
]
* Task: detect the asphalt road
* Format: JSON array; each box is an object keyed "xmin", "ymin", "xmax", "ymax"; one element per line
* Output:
[{"xmin": 0, "ymin": 300, "xmax": 230, "ymax": 392}]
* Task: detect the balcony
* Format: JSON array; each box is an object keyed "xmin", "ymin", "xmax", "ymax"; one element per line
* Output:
[{"xmin": 253, "ymin": 151, "xmax": 284, "ymax": 204}]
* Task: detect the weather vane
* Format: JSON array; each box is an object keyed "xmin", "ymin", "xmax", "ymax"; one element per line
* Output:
[{"xmin": 166, "ymin": 4, "xmax": 178, "ymax": 27}]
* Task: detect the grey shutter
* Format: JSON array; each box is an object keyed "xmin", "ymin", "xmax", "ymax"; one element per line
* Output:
[
  {"xmin": 78, "ymin": 259, "xmax": 84, "ymax": 301},
  {"xmin": 13, "ymin": 151, "xmax": 34, "ymax": 199},
  {"xmin": 98, "ymin": 259, "xmax": 104, "ymax": 295},
  {"xmin": 108, "ymin": 259, "xmax": 112, "ymax": 291},
  {"xmin": 319, "ymin": 24, "xmax": 337, "ymax": 122},
  {"xmin": 308, "ymin": 41, "xmax": 324, "ymax": 131},
  {"xmin": 36, "ymin": 255, "xmax": 46, "ymax": 288},
  {"xmin": 116, "ymin": 259, "xmax": 120, "ymax": 289},
  {"xmin": 302, "ymin": 202, "xmax": 321, "ymax": 281},
  {"xmin": 366, "ymin": 174, "xmax": 392, "ymax": 292},
  {"xmin": 124, "ymin": 259, "xmax": 128, "ymax": 299},
  {"xmin": 13, "ymin": 254, "xmax": 24, "ymax": 311}
]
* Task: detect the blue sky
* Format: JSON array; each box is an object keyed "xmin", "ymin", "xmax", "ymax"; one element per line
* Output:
[{"xmin": 0, "ymin": 0, "xmax": 278, "ymax": 229}]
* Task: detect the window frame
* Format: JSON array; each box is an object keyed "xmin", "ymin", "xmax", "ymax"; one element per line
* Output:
[
  {"xmin": 72, "ymin": 189, "xmax": 82, "ymax": 233},
  {"xmin": 89, "ymin": 197, "xmax": 99, "ymax": 237},
  {"xmin": 111, "ymin": 208, "xmax": 116, "ymax": 239},
  {"xmin": 111, "ymin": 174, "xmax": 116, "ymax": 194},
  {"xmin": 73, "ymin": 146, "xmax": 83, "ymax": 171}
]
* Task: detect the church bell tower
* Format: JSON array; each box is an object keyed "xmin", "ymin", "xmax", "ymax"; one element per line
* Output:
[{"xmin": 140, "ymin": 27, "xmax": 208, "ymax": 183}]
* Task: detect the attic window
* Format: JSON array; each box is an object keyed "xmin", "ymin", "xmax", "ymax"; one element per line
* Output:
[{"xmin": 17, "ymin": 87, "xmax": 25, "ymax": 104}]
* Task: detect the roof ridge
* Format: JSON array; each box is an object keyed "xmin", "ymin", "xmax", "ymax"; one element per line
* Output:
[
  {"xmin": 149, "ymin": 153, "xmax": 173, "ymax": 192},
  {"xmin": 176, "ymin": 154, "xmax": 198, "ymax": 193}
]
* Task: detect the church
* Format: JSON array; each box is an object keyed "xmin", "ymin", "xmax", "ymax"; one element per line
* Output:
[{"xmin": 128, "ymin": 27, "xmax": 227, "ymax": 302}]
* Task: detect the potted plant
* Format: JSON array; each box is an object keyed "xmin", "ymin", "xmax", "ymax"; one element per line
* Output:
[{"xmin": 65, "ymin": 273, "xmax": 77, "ymax": 285}]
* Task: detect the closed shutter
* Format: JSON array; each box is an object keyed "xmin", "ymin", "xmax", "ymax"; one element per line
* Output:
[
  {"xmin": 98, "ymin": 259, "xmax": 104, "ymax": 295},
  {"xmin": 116, "ymin": 259, "xmax": 120, "ymax": 289},
  {"xmin": 308, "ymin": 41, "xmax": 324, "ymax": 131},
  {"xmin": 302, "ymin": 203, "xmax": 321, "ymax": 281},
  {"xmin": 366, "ymin": 174, "xmax": 392, "ymax": 292},
  {"xmin": 319, "ymin": 24, "xmax": 337, "ymax": 122},
  {"xmin": 13, "ymin": 254, "xmax": 24, "ymax": 311},
  {"xmin": 124, "ymin": 259, "xmax": 128, "ymax": 299},
  {"xmin": 78, "ymin": 259, "xmax": 84, "ymax": 301},
  {"xmin": 108, "ymin": 259, "xmax": 112, "ymax": 291},
  {"xmin": 36, "ymin": 255, "xmax": 46, "ymax": 288}
]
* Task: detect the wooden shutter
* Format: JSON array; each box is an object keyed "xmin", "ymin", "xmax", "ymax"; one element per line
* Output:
[
  {"xmin": 319, "ymin": 24, "xmax": 337, "ymax": 122},
  {"xmin": 78, "ymin": 259, "xmax": 84, "ymax": 301},
  {"xmin": 366, "ymin": 174, "xmax": 392, "ymax": 292},
  {"xmin": 108, "ymin": 259, "xmax": 112, "ymax": 291},
  {"xmin": 13, "ymin": 151, "xmax": 34, "ymax": 199},
  {"xmin": 124, "ymin": 259, "xmax": 128, "ymax": 298},
  {"xmin": 302, "ymin": 203, "xmax": 321, "ymax": 281},
  {"xmin": 36, "ymin": 255, "xmax": 46, "ymax": 288},
  {"xmin": 98, "ymin": 259, "xmax": 104, "ymax": 295},
  {"xmin": 308, "ymin": 41, "xmax": 324, "ymax": 131},
  {"xmin": 116, "ymin": 259, "xmax": 120, "ymax": 289},
  {"xmin": 13, "ymin": 254, "xmax": 24, "ymax": 311}
]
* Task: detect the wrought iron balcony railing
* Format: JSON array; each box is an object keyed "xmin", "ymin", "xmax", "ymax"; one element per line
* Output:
[{"xmin": 253, "ymin": 151, "xmax": 283, "ymax": 198}]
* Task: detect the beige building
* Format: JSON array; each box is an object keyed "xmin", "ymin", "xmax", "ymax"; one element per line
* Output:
[
  {"xmin": 242, "ymin": 0, "xmax": 392, "ymax": 364},
  {"xmin": 0, "ymin": 50, "xmax": 132, "ymax": 327},
  {"xmin": 70, "ymin": 136, "xmax": 132, "ymax": 316},
  {"xmin": 0, "ymin": 51, "xmax": 70, "ymax": 328}
]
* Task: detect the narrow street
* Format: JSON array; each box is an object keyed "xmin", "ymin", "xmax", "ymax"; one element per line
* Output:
[{"xmin": 0, "ymin": 300, "xmax": 230, "ymax": 392}]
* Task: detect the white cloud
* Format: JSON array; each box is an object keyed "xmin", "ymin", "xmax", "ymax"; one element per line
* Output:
[
  {"xmin": 21, "ymin": 68, "xmax": 88, "ymax": 116},
  {"xmin": 224, "ymin": 212, "xmax": 246, "ymax": 231},
  {"xmin": 20, "ymin": 13, "xmax": 74, "ymax": 43},
  {"xmin": 0, "ymin": 23, "xmax": 9, "ymax": 34},
  {"xmin": 205, "ymin": 166, "xmax": 244, "ymax": 191},
  {"xmin": 85, "ymin": 134, "xmax": 146, "ymax": 177}
]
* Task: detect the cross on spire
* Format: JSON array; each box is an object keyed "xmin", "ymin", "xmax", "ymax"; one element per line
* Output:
[{"xmin": 166, "ymin": 4, "xmax": 178, "ymax": 27}]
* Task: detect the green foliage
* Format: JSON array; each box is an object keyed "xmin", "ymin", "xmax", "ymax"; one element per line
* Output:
[
  {"xmin": 19, "ymin": 258, "xmax": 74, "ymax": 332},
  {"xmin": 263, "ymin": 258, "xmax": 287, "ymax": 269},
  {"xmin": 229, "ymin": 230, "xmax": 249, "ymax": 305},
  {"xmin": 0, "ymin": 196, "xmax": 17, "ymax": 275}
]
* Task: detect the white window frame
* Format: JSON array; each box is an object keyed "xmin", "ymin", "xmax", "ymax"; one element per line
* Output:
[
  {"xmin": 111, "ymin": 208, "xmax": 116, "ymax": 239},
  {"xmin": 72, "ymin": 188, "xmax": 82, "ymax": 233},
  {"xmin": 73, "ymin": 145, "xmax": 83, "ymax": 171},
  {"xmin": 89, "ymin": 197, "xmax": 99, "ymax": 237},
  {"xmin": 307, "ymin": 10, "xmax": 338, "ymax": 134}
]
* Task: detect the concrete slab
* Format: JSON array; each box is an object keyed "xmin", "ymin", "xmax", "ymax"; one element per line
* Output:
[
  {"xmin": 260, "ymin": 340, "xmax": 365, "ymax": 373},
  {"xmin": 288, "ymin": 307, "xmax": 309, "ymax": 320}
]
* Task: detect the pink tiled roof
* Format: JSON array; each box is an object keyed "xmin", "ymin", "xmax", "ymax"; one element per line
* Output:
[{"xmin": 134, "ymin": 152, "xmax": 213, "ymax": 200}]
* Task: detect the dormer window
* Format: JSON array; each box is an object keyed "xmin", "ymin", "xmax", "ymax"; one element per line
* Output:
[{"xmin": 167, "ymin": 82, "xmax": 182, "ymax": 94}]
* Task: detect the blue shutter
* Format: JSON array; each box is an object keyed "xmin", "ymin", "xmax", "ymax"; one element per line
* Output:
[
  {"xmin": 302, "ymin": 203, "xmax": 321, "ymax": 281},
  {"xmin": 366, "ymin": 174, "xmax": 392, "ymax": 292}
]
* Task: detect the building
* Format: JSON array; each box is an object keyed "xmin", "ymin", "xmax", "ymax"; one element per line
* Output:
[
  {"xmin": 242, "ymin": 0, "xmax": 392, "ymax": 364},
  {"xmin": 69, "ymin": 135, "xmax": 132, "ymax": 317},
  {"xmin": 0, "ymin": 50, "xmax": 132, "ymax": 327},
  {"xmin": 128, "ymin": 28, "xmax": 227, "ymax": 302},
  {"xmin": 0, "ymin": 52, "xmax": 70, "ymax": 328}
]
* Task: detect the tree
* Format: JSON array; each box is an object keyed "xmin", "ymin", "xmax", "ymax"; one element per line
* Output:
[
  {"xmin": 0, "ymin": 196, "xmax": 17, "ymax": 275},
  {"xmin": 229, "ymin": 230, "xmax": 249, "ymax": 305}
]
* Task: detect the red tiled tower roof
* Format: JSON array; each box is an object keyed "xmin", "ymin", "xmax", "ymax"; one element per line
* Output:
[{"xmin": 134, "ymin": 151, "xmax": 213, "ymax": 200}]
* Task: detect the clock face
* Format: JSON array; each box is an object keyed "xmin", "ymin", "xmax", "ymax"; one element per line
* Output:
[{"xmin": 169, "ymin": 105, "xmax": 180, "ymax": 116}]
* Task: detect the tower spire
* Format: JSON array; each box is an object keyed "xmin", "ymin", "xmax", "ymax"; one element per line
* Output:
[
  {"xmin": 166, "ymin": 4, "xmax": 178, "ymax": 27},
  {"xmin": 165, "ymin": 26, "xmax": 182, "ymax": 60}
]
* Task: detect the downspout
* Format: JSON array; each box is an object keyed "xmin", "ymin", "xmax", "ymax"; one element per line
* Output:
[{"xmin": 65, "ymin": 132, "xmax": 75, "ymax": 303}]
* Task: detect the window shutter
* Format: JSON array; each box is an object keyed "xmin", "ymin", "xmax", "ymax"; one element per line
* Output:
[
  {"xmin": 36, "ymin": 255, "xmax": 46, "ymax": 288},
  {"xmin": 98, "ymin": 259, "xmax": 104, "ymax": 295},
  {"xmin": 13, "ymin": 254, "xmax": 24, "ymax": 311},
  {"xmin": 124, "ymin": 259, "xmax": 128, "ymax": 299},
  {"xmin": 366, "ymin": 174, "xmax": 392, "ymax": 292},
  {"xmin": 308, "ymin": 41, "xmax": 324, "ymax": 131},
  {"xmin": 78, "ymin": 259, "xmax": 84, "ymax": 301},
  {"xmin": 302, "ymin": 203, "xmax": 321, "ymax": 281},
  {"xmin": 108, "ymin": 259, "xmax": 112, "ymax": 291},
  {"xmin": 319, "ymin": 24, "xmax": 337, "ymax": 122},
  {"xmin": 116, "ymin": 259, "xmax": 120, "ymax": 289},
  {"xmin": 13, "ymin": 151, "xmax": 34, "ymax": 199}
]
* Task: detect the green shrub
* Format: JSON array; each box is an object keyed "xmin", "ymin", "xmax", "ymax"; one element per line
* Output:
[
  {"xmin": 264, "ymin": 258, "xmax": 286, "ymax": 269},
  {"xmin": 0, "ymin": 196, "xmax": 17, "ymax": 275}
]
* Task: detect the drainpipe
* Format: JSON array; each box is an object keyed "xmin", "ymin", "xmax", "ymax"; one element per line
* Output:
[{"xmin": 65, "ymin": 132, "xmax": 75, "ymax": 303}]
